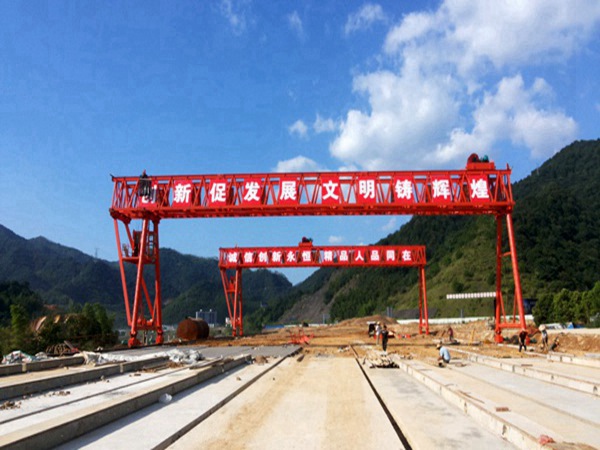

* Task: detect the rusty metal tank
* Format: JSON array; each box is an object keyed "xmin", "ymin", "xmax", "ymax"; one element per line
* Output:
[{"xmin": 176, "ymin": 318, "xmax": 210, "ymax": 341}]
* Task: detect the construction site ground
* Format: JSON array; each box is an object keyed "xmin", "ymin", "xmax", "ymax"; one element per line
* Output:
[
  {"xmin": 228, "ymin": 316, "xmax": 600, "ymax": 359},
  {"xmin": 1, "ymin": 317, "xmax": 598, "ymax": 449},
  {"xmin": 189, "ymin": 316, "xmax": 600, "ymax": 449}
]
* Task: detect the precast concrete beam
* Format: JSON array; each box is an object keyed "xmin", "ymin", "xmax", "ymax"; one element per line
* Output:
[
  {"xmin": 0, "ymin": 356, "xmax": 85, "ymax": 377},
  {"xmin": 453, "ymin": 349, "xmax": 599, "ymax": 397},
  {"xmin": 393, "ymin": 357, "xmax": 565, "ymax": 450},
  {"xmin": 0, "ymin": 356, "xmax": 169, "ymax": 401},
  {"xmin": 0, "ymin": 356, "xmax": 251, "ymax": 450}
]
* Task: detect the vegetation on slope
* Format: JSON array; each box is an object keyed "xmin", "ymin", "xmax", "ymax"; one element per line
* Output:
[
  {"xmin": 1, "ymin": 140, "xmax": 600, "ymax": 334},
  {"xmin": 250, "ymin": 139, "xmax": 600, "ymax": 325}
]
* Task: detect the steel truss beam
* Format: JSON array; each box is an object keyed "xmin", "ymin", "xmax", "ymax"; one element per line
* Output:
[
  {"xmin": 219, "ymin": 243, "xmax": 429, "ymax": 336},
  {"xmin": 110, "ymin": 160, "xmax": 524, "ymax": 346}
]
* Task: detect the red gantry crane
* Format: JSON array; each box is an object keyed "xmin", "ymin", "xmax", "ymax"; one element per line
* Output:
[
  {"xmin": 218, "ymin": 240, "xmax": 429, "ymax": 336},
  {"xmin": 110, "ymin": 155, "xmax": 524, "ymax": 347}
]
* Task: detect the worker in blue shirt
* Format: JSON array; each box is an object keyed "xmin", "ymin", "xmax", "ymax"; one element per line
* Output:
[{"xmin": 437, "ymin": 343, "xmax": 451, "ymax": 367}]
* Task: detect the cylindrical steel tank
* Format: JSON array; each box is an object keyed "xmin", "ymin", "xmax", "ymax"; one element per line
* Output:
[{"xmin": 176, "ymin": 318, "xmax": 210, "ymax": 341}]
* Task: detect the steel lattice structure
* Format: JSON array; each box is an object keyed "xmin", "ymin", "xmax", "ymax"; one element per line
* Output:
[
  {"xmin": 219, "ymin": 242, "xmax": 428, "ymax": 336},
  {"xmin": 110, "ymin": 157, "xmax": 525, "ymax": 347}
]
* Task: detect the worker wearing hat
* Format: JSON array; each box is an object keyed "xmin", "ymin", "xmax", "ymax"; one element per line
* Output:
[
  {"xmin": 437, "ymin": 342, "xmax": 451, "ymax": 366},
  {"xmin": 540, "ymin": 324, "xmax": 548, "ymax": 351}
]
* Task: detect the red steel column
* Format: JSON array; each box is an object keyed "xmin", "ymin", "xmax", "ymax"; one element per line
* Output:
[
  {"xmin": 234, "ymin": 268, "xmax": 243, "ymax": 336},
  {"xmin": 114, "ymin": 219, "xmax": 131, "ymax": 324},
  {"xmin": 153, "ymin": 219, "xmax": 163, "ymax": 344},
  {"xmin": 129, "ymin": 219, "xmax": 149, "ymax": 347},
  {"xmin": 420, "ymin": 265, "xmax": 429, "ymax": 335},
  {"xmin": 494, "ymin": 216, "xmax": 504, "ymax": 342},
  {"xmin": 506, "ymin": 214, "xmax": 526, "ymax": 329}
]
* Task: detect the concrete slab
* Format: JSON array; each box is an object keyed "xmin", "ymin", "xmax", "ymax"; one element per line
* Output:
[
  {"xmin": 0, "ymin": 356, "xmax": 84, "ymax": 377},
  {"xmin": 169, "ymin": 356, "xmax": 403, "ymax": 450},
  {"xmin": 395, "ymin": 357, "xmax": 600, "ymax": 449},
  {"xmin": 447, "ymin": 359, "xmax": 599, "ymax": 425},
  {"xmin": 0, "ymin": 357, "xmax": 250, "ymax": 450},
  {"xmin": 454, "ymin": 349, "xmax": 600, "ymax": 396},
  {"xmin": 56, "ymin": 355, "xmax": 287, "ymax": 449},
  {"xmin": 0, "ymin": 356, "xmax": 169, "ymax": 401},
  {"xmin": 363, "ymin": 363, "xmax": 516, "ymax": 449},
  {"xmin": 103, "ymin": 344, "xmax": 301, "ymax": 360}
]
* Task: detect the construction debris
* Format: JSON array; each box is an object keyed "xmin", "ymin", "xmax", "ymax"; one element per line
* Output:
[
  {"xmin": 1, "ymin": 350, "xmax": 36, "ymax": 364},
  {"xmin": 363, "ymin": 351, "xmax": 399, "ymax": 369},
  {"xmin": 0, "ymin": 400, "xmax": 21, "ymax": 410},
  {"xmin": 253, "ymin": 355, "xmax": 268, "ymax": 365}
]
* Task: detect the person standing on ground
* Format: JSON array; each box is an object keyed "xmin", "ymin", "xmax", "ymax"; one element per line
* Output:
[
  {"xmin": 380, "ymin": 324, "xmax": 389, "ymax": 352},
  {"xmin": 448, "ymin": 326, "xmax": 455, "ymax": 343},
  {"xmin": 375, "ymin": 322, "xmax": 382, "ymax": 345},
  {"xmin": 540, "ymin": 325, "xmax": 548, "ymax": 351},
  {"xmin": 437, "ymin": 343, "xmax": 451, "ymax": 366},
  {"xmin": 518, "ymin": 329, "xmax": 528, "ymax": 352}
]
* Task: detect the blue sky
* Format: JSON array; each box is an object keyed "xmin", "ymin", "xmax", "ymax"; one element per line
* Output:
[{"xmin": 1, "ymin": 1, "xmax": 599, "ymax": 285}]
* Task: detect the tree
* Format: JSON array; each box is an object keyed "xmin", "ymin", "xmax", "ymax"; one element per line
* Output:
[
  {"xmin": 533, "ymin": 293, "xmax": 553, "ymax": 325},
  {"xmin": 10, "ymin": 303, "xmax": 33, "ymax": 352},
  {"xmin": 0, "ymin": 281, "xmax": 43, "ymax": 327},
  {"xmin": 583, "ymin": 282, "xmax": 600, "ymax": 322},
  {"xmin": 551, "ymin": 289, "xmax": 573, "ymax": 323}
]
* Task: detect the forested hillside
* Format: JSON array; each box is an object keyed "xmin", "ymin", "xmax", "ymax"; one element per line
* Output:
[
  {"xmin": 249, "ymin": 139, "xmax": 600, "ymax": 326},
  {"xmin": 2, "ymin": 140, "xmax": 599, "ymax": 330},
  {"xmin": 0, "ymin": 226, "xmax": 293, "ymax": 326}
]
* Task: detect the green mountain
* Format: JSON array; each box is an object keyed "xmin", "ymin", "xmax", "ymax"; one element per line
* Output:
[
  {"xmin": 0, "ymin": 225, "xmax": 293, "ymax": 326},
  {"xmin": 2, "ymin": 139, "xmax": 599, "ymax": 328},
  {"xmin": 252, "ymin": 139, "xmax": 600, "ymax": 325}
]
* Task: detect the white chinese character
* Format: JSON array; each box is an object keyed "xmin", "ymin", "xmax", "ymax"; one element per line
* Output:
[
  {"xmin": 359, "ymin": 179, "xmax": 376, "ymax": 199},
  {"xmin": 470, "ymin": 179, "xmax": 489, "ymax": 199},
  {"xmin": 280, "ymin": 181, "xmax": 297, "ymax": 201},
  {"xmin": 244, "ymin": 181, "xmax": 261, "ymax": 202},
  {"xmin": 209, "ymin": 182, "xmax": 227, "ymax": 203},
  {"xmin": 243, "ymin": 252, "xmax": 253, "ymax": 263},
  {"xmin": 339, "ymin": 250, "xmax": 349, "ymax": 262},
  {"xmin": 227, "ymin": 252, "xmax": 238, "ymax": 263},
  {"xmin": 395, "ymin": 179, "xmax": 413, "ymax": 200},
  {"xmin": 386, "ymin": 249, "xmax": 395, "ymax": 261},
  {"xmin": 272, "ymin": 251, "xmax": 282, "ymax": 263},
  {"xmin": 323, "ymin": 250, "xmax": 334, "ymax": 262},
  {"xmin": 322, "ymin": 180, "xmax": 339, "ymax": 201},
  {"xmin": 258, "ymin": 251, "xmax": 268, "ymax": 263},
  {"xmin": 432, "ymin": 179, "xmax": 451, "ymax": 199},
  {"xmin": 173, "ymin": 183, "xmax": 192, "ymax": 203},
  {"xmin": 370, "ymin": 250, "xmax": 380, "ymax": 262},
  {"xmin": 302, "ymin": 250, "xmax": 311, "ymax": 262},
  {"xmin": 401, "ymin": 250, "xmax": 412, "ymax": 261},
  {"xmin": 355, "ymin": 250, "xmax": 365, "ymax": 261},
  {"xmin": 286, "ymin": 251, "xmax": 296, "ymax": 262}
]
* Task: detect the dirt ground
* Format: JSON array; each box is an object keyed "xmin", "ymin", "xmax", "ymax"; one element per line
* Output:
[{"xmin": 205, "ymin": 316, "xmax": 600, "ymax": 361}]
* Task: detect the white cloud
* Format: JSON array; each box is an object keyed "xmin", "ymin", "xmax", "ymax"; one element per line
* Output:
[
  {"xmin": 273, "ymin": 156, "xmax": 326, "ymax": 173},
  {"xmin": 442, "ymin": 0, "xmax": 600, "ymax": 72},
  {"xmin": 289, "ymin": 119, "xmax": 308, "ymax": 138},
  {"xmin": 330, "ymin": 70, "xmax": 460, "ymax": 170},
  {"xmin": 345, "ymin": 4, "xmax": 386, "ymax": 35},
  {"xmin": 219, "ymin": 0, "xmax": 249, "ymax": 35},
  {"xmin": 383, "ymin": 12, "xmax": 436, "ymax": 51},
  {"xmin": 328, "ymin": 235, "xmax": 344, "ymax": 244},
  {"xmin": 432, "ymin": 75, "xmax": 578, "ymax": 163},
  {"xmin": 329, "ymin": 0, "xmax": 599, "ymax": 170},
  {"xmin": 313, "ymin": 114, "xmax": 337, "ymax": 133},
  {"xmin": 288, "ymin": 11, "xmax": 304, "ymax": 40}
]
